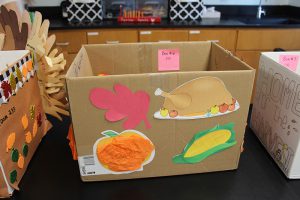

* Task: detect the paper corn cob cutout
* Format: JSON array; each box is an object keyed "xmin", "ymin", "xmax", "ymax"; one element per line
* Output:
[
  {"xmin": 154, "ymin": 76, "xmax": 240, "ymax": 119},
  {"xmin": 173, "ymin": 123, "xmax": 237, "ymax": 164}
]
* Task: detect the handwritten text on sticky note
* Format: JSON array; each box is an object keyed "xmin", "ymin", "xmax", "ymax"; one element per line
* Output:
[
  {"xmin": 158, "ymin": 49, "xmax": 180, "ymax": 71},
  {"xmin": 279, "ymin": 55, "xmax": 300, "ymax": 72}
]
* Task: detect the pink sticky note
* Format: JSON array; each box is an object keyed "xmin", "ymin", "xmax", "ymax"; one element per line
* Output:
[
  {"xmin": 279, "ymin": 55, "xmax": 300, "ymax": 72},
  {"xmin": 158, "ymin": 49, "xmax": 180, "ymax": 71}
]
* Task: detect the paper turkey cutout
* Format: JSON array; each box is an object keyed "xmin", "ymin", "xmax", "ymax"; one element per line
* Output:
[{"xmin": 154, "ymin": 76, "xmax": 240, "ymax": 120}]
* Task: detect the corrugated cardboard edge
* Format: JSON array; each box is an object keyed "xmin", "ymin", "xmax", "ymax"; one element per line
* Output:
[{"xmin": 211, "ymin": 42, "xmax": 256, "ymax": 170}]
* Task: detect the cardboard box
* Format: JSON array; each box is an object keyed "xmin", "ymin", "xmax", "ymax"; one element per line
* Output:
[
  {"xmin": 0, "ymin": 50, "xmax": 50, "ymax": 197},
  {"xmin": 66, "ymin": 42, "xmax": 255, "ymax": 181},
  {"xmin": 251, "ymin": 52, "xmax": 300, "ymax": 179}
]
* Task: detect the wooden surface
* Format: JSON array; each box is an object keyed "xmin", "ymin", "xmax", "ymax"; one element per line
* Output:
[
  {"xmin": 65, "ymin": 53, "xmax": 77, "ymax": 72},
  {"xmin": 50, "ymin": 30, "xmax": 87, "ymax": 53},
  {"xmin": 236, "ymin": 29, "xmax": 300, "ymax": 51},
  {"xmin": 139, "ymin": 29, "xmax": 189, "ymax": 42},
  {"xmin": 87, "ymin": 29, "xmax": 138, "ymax": 44},
  {"xmin": 189, "ymin": 29, "xmax": 237, "ymax": 50}
]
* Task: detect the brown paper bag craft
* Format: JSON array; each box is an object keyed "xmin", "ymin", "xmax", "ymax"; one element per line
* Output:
[
  {"xmin": 0, "ymin": 50, "xmax": 50, "ymax": 197},
  {"xmin": 0, "ymin": 6, "xmax": 28, "ymax": 50},
  {"xmin": 154, "ymin": 76, "xmax": 239, "ymax": 119},
  {"xmin": 0, "ymin": 5, "xmax": 69, "ymax": 120}
]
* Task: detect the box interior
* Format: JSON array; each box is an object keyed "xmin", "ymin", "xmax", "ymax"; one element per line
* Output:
[
  {"xmin": 0, "ymin": 50, "xmax": 29, "ymax": 73},
  {"xmin": 67, "ymin": 42, "xmax": 253, "ymax": 78}
]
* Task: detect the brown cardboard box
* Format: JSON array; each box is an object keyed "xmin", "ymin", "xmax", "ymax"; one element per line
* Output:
[
  {"xmin": 251, "ymin": 52, "xmax": 300, "ymax": 179},
  {"xmin": 0, "ymin": 50, "xmax": 50, "ymax": 197},
  {"xmin": 66, "ymin": 42, "xmax": 255, "ymax": 181}
]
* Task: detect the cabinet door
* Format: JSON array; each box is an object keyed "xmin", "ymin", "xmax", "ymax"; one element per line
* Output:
[
  {"xmin": 139, "ymin": 30, "xmax": 189, "ymax": 42},
  {"xmin": 235, "ymin": 51, "xmax": 261, "ymax": 102},
  {"xmin": 87, "ymin": 30, "xmax": 138, "ymax": 44},
  {"xmin": 50, "ymin": 30, "xmax": 87, "ymax": 53},
  {"xmin": 65, "ymin": 53, "xmax": 77, "ymax": 72},
  {"xmin": 189, "ymin": 29, "xmax": 237, "ymax": 50},
  {"xmin": 237, "ymin": 29, "xmax": 300, "ymax": 51}
]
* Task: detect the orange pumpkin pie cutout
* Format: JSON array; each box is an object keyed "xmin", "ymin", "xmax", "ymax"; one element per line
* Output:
[{"xmin": 94, "ymin": 130, "xmax": 155, "ymax": 174}]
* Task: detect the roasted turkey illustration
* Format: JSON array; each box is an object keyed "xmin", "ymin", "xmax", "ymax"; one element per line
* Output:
[{"xmin": 154, "ymin": 76, "xmax": 239, "ymax": 119}]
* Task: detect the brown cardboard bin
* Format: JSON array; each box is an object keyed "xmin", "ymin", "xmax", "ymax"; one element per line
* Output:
[{"xmin": 66, "ymin": 42, "xmax": 255, "ymax": 181}]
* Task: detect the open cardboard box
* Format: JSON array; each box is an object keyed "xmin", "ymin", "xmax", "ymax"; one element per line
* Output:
[
  {"xmin": 66, "ymin": 41, "xmax": 255, "ymax": 181},
  {"xmin": 251, "ymin": 52, "xmax": 300, "ymax": 179}
]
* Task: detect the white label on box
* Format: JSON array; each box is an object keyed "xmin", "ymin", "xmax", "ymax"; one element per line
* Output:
[{"xmin": 78, "ymin": 155, "xmax": 99, "ymax": 176}]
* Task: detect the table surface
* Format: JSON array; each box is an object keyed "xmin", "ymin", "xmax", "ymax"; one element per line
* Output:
[{"xmin": 10, "ymin": 110, "xmax": 300, "ymax": 200}]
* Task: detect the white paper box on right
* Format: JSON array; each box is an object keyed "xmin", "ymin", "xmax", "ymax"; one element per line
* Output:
[{"xmin": 251, "ymin": 51, "xmax": 300, "ymax": 179}]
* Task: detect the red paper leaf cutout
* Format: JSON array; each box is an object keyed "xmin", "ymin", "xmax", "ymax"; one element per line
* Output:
[
  {"xmin": 105, "ymin": 109, "xmax": 126, "ymax": 122},
  {"xmin": 89, "ymin": 84, "xmax": 151, "ymax": 129},
  {"xmin": 1, "ymin": 81, "xmax": 12, "ymax": 99}
]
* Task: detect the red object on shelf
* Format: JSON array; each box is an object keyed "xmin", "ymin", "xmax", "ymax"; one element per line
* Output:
[{"xmin": 117, "ymin": 16, "xmax": 161, "ymax": 23}]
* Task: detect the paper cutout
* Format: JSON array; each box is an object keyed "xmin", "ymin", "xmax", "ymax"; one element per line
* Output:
[
  {"xmin": 30, "ymin": 105, "xmax": 35, "ymax": 120},
  {"xmin": 10, "ymin": 170, "xmax": 17, "ymax": 184},
  {"xmin": 11, "ymin": 149, "xmax": 19, "ymax": 162},
  {"xmin": 17, "ymin": 155, "xmax": 24, "ymax": 169},
  {"xmin": 9, "ymin": 74, "xmax": 16, "ymax": 94},
  {"xmin": 89, "ymin": 84, "xmax": 151, "ymax": 129},
  {"xmin": 25, "ymin": 131, "xmax": 32, "ymax": 144},
  {"xmin": 22, "ymin": 144, "xmax": 28, "ymax": 157},
  {"xmin": 16, "ymin": 66, "xmax": 23, "ymax": 83},
  {"xmin": 27, "ymin": 60, "xmax": 33, "ymax": 72},
  {"xmin": 36, "ymin": 112, "xmax": 42, "ymax": 127},
  {"xmin": 32, "ymin": 120, "xmax": 38, "ymax": 138},
  {"xmin": 173, "ymin": 123, "xmax": 236, "ymax": 164},
  {"xmin": 154, "ymin": 77, "xmax": 240, "ymax": 119},
  {"xmin": 22, "ymin": 66, "xmax": 28, "ymax": 79},
  {"xmin": 21, "ymin": 114, "xmax": 29, "ymax": 130},
  {"xmin": 158, "ymin": 49, "xmax": 180, "ymax": 71},
  {"xmin": 279, "ymin": 55, "xmax": 299, "ymax": 72},
  {"xmin": 6, "ymin": 133, "xmax": 15, "ymax": 152},
  {"xmin": 67, "ymin": 124, "xmax": 78, "ymax": 160},
  {"xmin": 93, "ymin": 130, "xmax": 155, "ymax": 174},
  {"xmin": 1, "ymin": 81, "xmax": 12, "ymax": 99}
]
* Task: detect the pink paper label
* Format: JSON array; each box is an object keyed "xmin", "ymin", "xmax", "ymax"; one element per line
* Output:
[
  {"xmin": 158, "ymin": 49, "xmax": 180, "ymax": 71},
  {"xmin": 279, "ymin": 55, "xmax": 300, "ymax": 72}
]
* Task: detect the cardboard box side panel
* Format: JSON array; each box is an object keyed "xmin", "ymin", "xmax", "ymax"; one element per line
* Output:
[
  {"xmin": 67, "ymin": 69, "xmax": 253, "ymax": 181},
  {"xmin": 0, "ymin": 75, "xmax": 48, "ymax": 190},
  {"xmin": 209, "ymin": 43, "xmax": 254, "ymax": 71},
  {"xmin": 251, "ymin": 54, "xmax": 300, "ymax": 178},
  {"xmin": 84, "ymin": 42, "xmax": 212, "ymax": 75},
  {"xmin": 66, "ymin": 47, "xmax": 93, "ymax": 78},
  {"xmin": 84, "ymin": 44, "xmax": 141, "ymax": 76}
]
